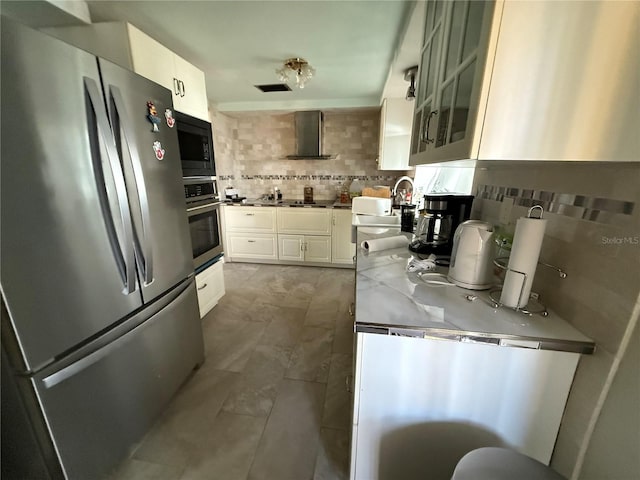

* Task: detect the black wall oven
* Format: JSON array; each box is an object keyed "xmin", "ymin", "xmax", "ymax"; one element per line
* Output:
[
  {"xmin": 184, "ymin": 177, "xmax": 223, "ymax": 271},
  {"xmin": 176, "ymin": 111, "xmax": 216, "ymax": 177}
]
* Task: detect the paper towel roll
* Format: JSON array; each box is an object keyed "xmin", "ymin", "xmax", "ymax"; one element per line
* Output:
[
  {"xmin": 361, "ymin": 235, "xmax": 409, "ymax": 253},
  {"xmin": 500, "ymin": 216, "xmax": 547, "ymax": 308}
]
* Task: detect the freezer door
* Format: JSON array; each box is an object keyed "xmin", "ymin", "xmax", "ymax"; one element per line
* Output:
[
  {"xmin": 99, "ymin": 59, "xmax": 195, "ymax": 303},
  {"xmin": 0, "ymin": 18, "xmax": 143, "ymax": 371},
  {"xmin": 33, "ymin": 279, "xmax": 204, "ymax": 480}
]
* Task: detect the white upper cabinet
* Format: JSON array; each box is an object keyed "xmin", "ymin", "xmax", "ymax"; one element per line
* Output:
[
  {"xmin": 170, "ymin": 53, "xmax": 209, "ymax": 121},
  {"xmin": 410, "ymin": 0, "xmax": 639, "ymax": 164},
  {"xmin": 126, "ymin": 25, "xmax": 175, "ymax": 91},
  {"xmin": 125, "ymin": 25, "xmax": 209, "ymax": 122},
  {"xmin": 478, "ymin": 0, "xmax": 639, "ymax": 162},
  {"xmin": 378, "ymin": 98, "xmax": 415, "ymax": 171},
  {"xmin": 410, "ymin": 0, "xmax": 495, "ymax": 165},
  {"xmin": 43, "ymin": 22, "xmax": 210, "ymax": 122}
]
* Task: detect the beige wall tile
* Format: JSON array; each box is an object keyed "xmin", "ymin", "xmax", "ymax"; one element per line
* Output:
[
  {"xmin": 209, "ymin": 106, "xmax": 404, "ymax": 200},
  {"xmin": 473, "ymin": 160, "xmax": 640, "ymax": 479}
]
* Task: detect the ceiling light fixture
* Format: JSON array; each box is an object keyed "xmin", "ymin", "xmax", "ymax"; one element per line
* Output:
[
  {"xmin": 404, "ymin": 66, "xmax": 418, "ymax": 101},
  {"xmin": 276, "ymin": 57, "xmax": 315, "ymax": 89}
]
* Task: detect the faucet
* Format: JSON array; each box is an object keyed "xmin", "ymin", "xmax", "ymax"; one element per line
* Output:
[{"xmin": 392, "ymin": 175, "xmax": 414, "ymax": 204}]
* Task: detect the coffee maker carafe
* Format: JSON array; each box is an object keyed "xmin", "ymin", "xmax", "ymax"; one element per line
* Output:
[{"xmin": 409, "ymin": 194, "xmax": 474, "ymax": 255}]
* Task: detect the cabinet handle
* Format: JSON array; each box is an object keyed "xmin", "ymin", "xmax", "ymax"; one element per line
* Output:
[
  {"xmin": 245, "ymin": 213, "xmax": 255, "ymax": 216},
  {"xmin": 349, "ymin": 302, "xmax": 355, "ymax": 316},
  {"xmin": 179, "ymin": 80, "xmax": 186, "ymax": 97},
  {"xmin": 173, "ymin": 78, "xmax": 180, "ymax": 96},
  {"xmin": 248, "ymin": 240, "xmax": 256, "ymax": 243},
  {"xmin": 197, "ymin": 283, "xmax": 208, "ymax": 290},
  {"xmin": 422, "ymin": 110, "xmax": 438, "ymax": 144}
]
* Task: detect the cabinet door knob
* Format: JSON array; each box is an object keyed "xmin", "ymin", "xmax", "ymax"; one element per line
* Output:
[{"xmin": 197, "ymin": 283, "xmax": 208, "ymax": 290}]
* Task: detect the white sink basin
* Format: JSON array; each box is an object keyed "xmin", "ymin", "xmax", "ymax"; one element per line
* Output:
[
  {"xmin": 352, "ymin": 214, "xmax": 401, "ymax": 227},
  {"xmin": 352, "ymin": 214, "xmax": 401, "ymax": 238}
]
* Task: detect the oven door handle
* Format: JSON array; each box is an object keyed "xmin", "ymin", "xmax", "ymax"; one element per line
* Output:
[
  {"xmin": 109, "ymin": 85, "xmax": 154, "ymax": 286},
  {"xmin": 187, "ymin": 201, "xmax": 222, "ymax": 216},
  {"xmin": 84, "ymin": 77, "xmax": 137, "ymax": 295}
]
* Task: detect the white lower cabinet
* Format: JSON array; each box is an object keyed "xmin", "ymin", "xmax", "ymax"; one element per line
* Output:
[
  {"xmin": 278, "ymin": 235, "xmax": 304, "ymax": 261},
  {"xmin": 223, "ymin": 205, "xmax": 352, "ymax": 267},
  {"xmin": 223, "ymin": 206, "xmax": 278, "ymax": 262},
  {"xmin": 278, "ymin": 235, "xmax": 331, "ymax": 263},
  {"xmin": 277, "ymin": 208, "xmax": 332, "ymax": 264},
  {"xmin": 195, "ymin": 259, "xmax": 225, "ymax": 318},
  {"xmin": 350, "ymin": 332, "xmax": 580, "ymax": 479},
  {"xmin": 227, "ymin": 233, "xmax": 278, "ymax": 260},
  {"xmin": 332, "ymin": 209, "xmax": 356, "ymax": 264}
]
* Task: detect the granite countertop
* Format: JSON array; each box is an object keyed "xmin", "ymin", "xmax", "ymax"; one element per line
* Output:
[
  {"xmin": 223, "ymin": 198, "xmax": 352, "ymax": 209},
  {"xmin": 355, "ymin": 230, "xmax": 595, "ymax": 354}
]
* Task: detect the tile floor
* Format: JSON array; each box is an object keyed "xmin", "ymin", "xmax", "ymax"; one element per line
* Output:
[{"xmin": 111, "ymin": 262, "xmax": 355, "ymax": 480}]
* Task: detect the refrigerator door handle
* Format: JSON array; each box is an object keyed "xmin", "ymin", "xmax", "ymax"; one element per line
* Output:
[
  {"xmin": 41, "ymin": 278, "xmax": 194, "ymax": 389},
  {"xmin": 109, "ymin": 85, "xmax": 154, "ymax": 286},
  {"xmin": 84, "ymin": 77, "xmax": 137, "ymax": 295}
]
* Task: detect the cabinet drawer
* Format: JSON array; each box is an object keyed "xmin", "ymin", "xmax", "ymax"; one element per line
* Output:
[
  {"xmin": 195, "ymin": 260, "xmax": 225, "ymax": 318},
  {"xmin": 277, "ymin": 208, "xmax": 332, "ymax": 235},
  {"xmin": 227, "ymin": 234, "xmax": 278, "ymax": 259},
  {"xmin": 225, "ymin": 207, "xmax": 277, "ymax": 233}
]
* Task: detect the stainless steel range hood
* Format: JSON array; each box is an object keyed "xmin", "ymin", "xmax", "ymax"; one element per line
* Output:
[{"xmin": 287, "ymin": 111, "xmax": 333, "ymax": 159}]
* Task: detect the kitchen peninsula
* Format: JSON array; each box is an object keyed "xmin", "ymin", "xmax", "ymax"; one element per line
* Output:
[{"xmin": 350, "ymin": 230, "xmax": 595, "ymax": 480}]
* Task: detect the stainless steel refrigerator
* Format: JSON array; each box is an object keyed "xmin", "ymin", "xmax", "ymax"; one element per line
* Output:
[{"xmin": 1, "ymin": 18, "xmax": 205, "ymax": 479}]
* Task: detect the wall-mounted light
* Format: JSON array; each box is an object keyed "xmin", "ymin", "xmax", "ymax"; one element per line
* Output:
[
  {"xmin": 276, "ymin": 57, "xmax": 315, "ymax": 89},
  {"xmin": 404, "ymin": 66, "xmax": 418, "ymax": 101}
]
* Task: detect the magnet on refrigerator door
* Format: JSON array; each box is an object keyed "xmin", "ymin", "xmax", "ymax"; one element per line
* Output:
[
  {"xmin": 165, "ymin": 108, "xmax": 175, "ymax": 128},
  {"xmin": 146, "ymin": 101, "xmax": 161, "ymax": 132},
  {"xmin": 153, "ymin": 141, "xmax": 165, "ymax": 160}
]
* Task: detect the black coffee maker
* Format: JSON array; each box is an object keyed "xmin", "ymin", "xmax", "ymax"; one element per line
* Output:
[{"xmin": 409, "ymin": 194, "xmax": 474, "ymax": 255}]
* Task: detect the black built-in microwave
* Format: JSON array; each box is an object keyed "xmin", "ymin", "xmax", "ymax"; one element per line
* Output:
[{"xmin": 175, "ymin": 111, "xmax": 216, "ymax": 177}]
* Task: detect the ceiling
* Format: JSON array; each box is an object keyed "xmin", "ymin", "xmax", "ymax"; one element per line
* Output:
[
  {"xmin": 1, "ymin": 0, "xmax": 422, "ymax": 112},
  {"xmin": 83, "ymin": 0, "xmax": 418, "ymax": 112}
]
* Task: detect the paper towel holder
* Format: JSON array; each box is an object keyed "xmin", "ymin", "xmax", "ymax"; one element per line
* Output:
[
  {"xmin": 486, "ymin": 205, "xmax": 568, "ymax": 316},
  {"xmin": 489, "ymin": 259, "xmax": 567, "ymax": 315},
  {"xmin": 528, "ymin": 205, "xmax": 544, "ymax": 219}
]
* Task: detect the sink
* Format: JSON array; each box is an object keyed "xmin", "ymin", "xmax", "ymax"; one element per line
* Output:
[
  {"xmin": 352, "ymin": 214, "xmax": 401, "ymax": 227},
  {"xmin": 352, "ymin": 214, "xmax": 401, "ymax": 237}
]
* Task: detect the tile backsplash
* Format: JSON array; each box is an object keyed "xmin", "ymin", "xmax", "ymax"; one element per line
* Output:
[
  {"xmin": 210, "ymin": 106, "xmax": 404, "ymax": 200},
  {"xmin": 472, "ymin": 160, "xmax": 640, "ymax": 479}
]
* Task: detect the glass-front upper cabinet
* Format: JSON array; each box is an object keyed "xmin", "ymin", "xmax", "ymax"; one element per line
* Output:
[
  {"xmin": 410, "ymin": 0, "xmax": 495, "ymax": 164},
  {"xmin": 410, "ymin": 1, "xmax": 638, "ymax": 163},
  {"xmin": 412, "ymin": 0, "xmax": 445, "ymax": 155}
]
